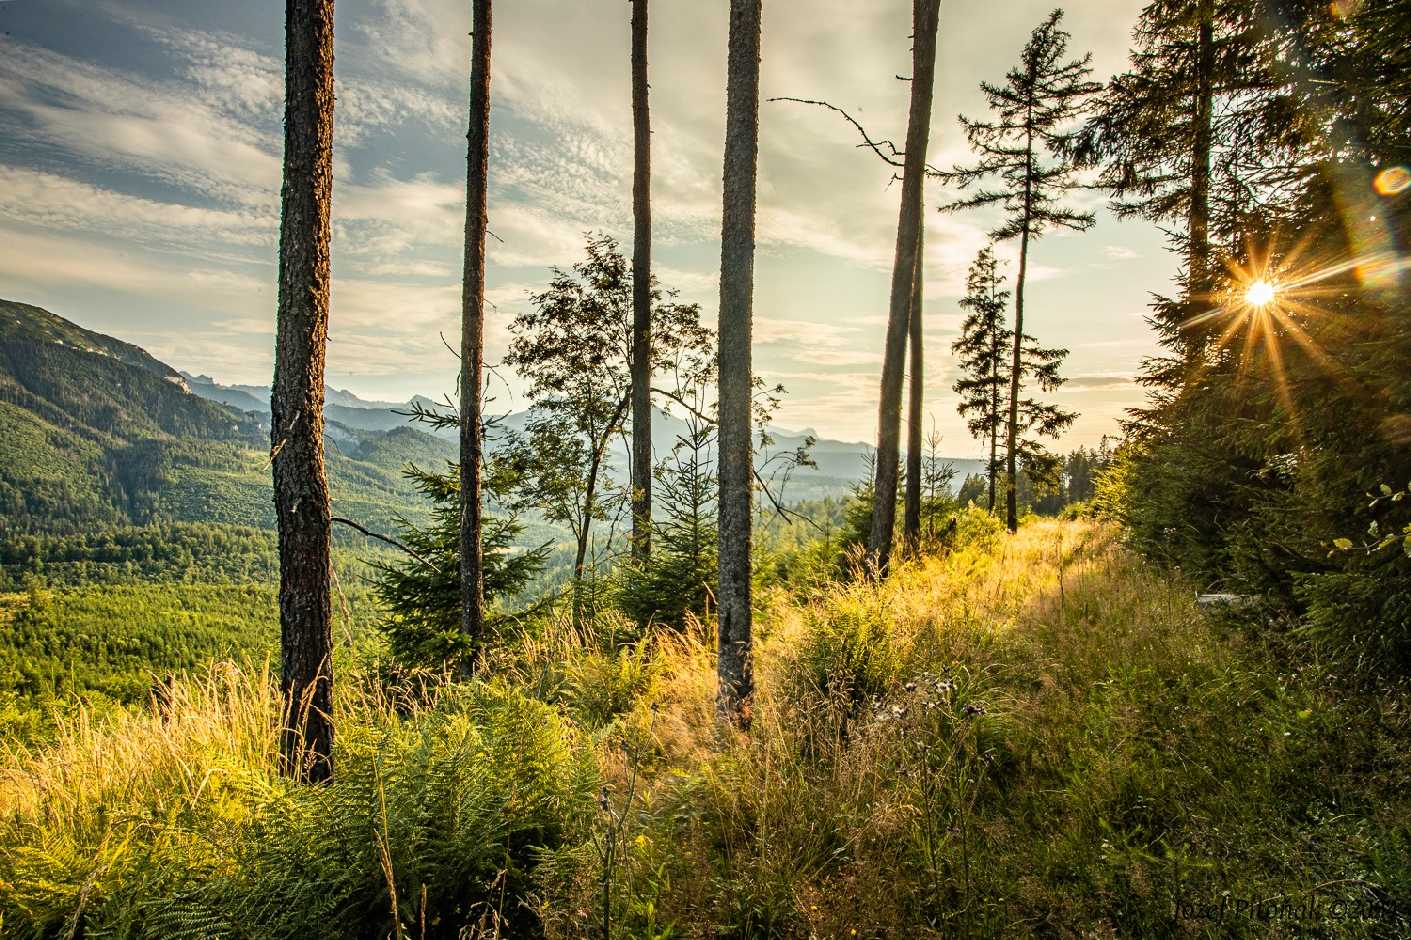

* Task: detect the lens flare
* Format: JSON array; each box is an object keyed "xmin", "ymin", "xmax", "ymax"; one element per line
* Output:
[
  {"xmin": 1373, "ymin": 166, "xmax": 1410, "ymax": 196},
  {"xmin": 1245, "ymin": 280, "xmax": 1276, "ymax": 307}
]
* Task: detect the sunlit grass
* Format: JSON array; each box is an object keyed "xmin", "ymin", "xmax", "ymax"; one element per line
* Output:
[{"xmin": 2, "ymin": 519, "xmax": 1408, "ymax": 937}]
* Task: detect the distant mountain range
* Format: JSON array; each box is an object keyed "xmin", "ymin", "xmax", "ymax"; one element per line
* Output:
[
  {"xmin": 0, "ymin": 297, "xmax": 986, "ymax": 542},
  {"xmin": 180, "ymin": 366, "xmax": 987, "ymax": 496}
]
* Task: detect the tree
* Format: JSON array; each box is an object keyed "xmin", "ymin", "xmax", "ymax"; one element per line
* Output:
[
  {"xmin": 616, "ymin": 379, "xmax": 718, "ymax": 632},
  {"xmin": 504, "ymin": 234, "xmax": 710, "ymax": 626},
  {"xmin": 920, "ymin": 420, "xmax": 956, "ymax": 539},
  {"xmin": 459, "ymin": 0, "xmax": 493, "ymax": 654},
  {"xmin": 271, "ymin": 0, "xmax": 335, "ymax": 784},
  {"xmin": 373, "ymin": 463, "xmax": 548, "ymax": 670},
  {"xmin": 867, "ymin": 0, "xmax": 942, "ymax": 577},
  {"xmin": 903, "ymin": 214, "xmax": 925, "ymax": 552},
  {"xmin": 716, "ymin": 0, "xmax": 763, "ymax": 725},
  {"xmin": 630, "ymin": 0, "xmax": 653, "ymax": 563},
  {"xmin": 951, "ymin": 246, "xmax": 1012, "ymax": 513},
  {"xmin": 952, "ymin": 244, "xmax": 1076, "ymax": 513},
  {"xmin": 938, "ymin": 9, "xmax": 1099, "ymax": 532}
]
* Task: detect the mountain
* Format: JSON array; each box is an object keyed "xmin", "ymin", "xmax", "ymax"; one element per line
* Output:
[
  {"xmin": 2, "ymin": 298, "xmax": 990, "ymax": 542},
  {"xmin": 0, "ymin": 299, "xmax": 452, "ymax": 538}
]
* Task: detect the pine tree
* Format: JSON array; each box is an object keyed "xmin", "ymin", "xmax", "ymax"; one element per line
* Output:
[
  {"xmin": 716, "ymin": 0, "xmax": 763, "ymax": 725},
  {"xmin": 938, "ymin": 9, "xmax": 1099, "ymax": 532},
  {"xmin": 951, "ymin": 245, "xmax": 1076, "ymax": 513},
  {"xmin": 458, "ymin": 0, "xmax": 493, "ymax": 654},
  {"xmin": 271, "ymin": 0, "xmax": 336, "ymax": 784},
  {"xmin": 617, "ymin": 398, "xmax": 718, "ymax": 631},
  {"xmin": 951, "ymin": 246, "xmax": 1011, "ymax": 513},
  {"xmin": 868, "ymin": 0, "xmax": 942, "ymax": 577},
  {"xmin": 374, "ymin": 465, "xmax": 548, "ymax": 671},
  {"xmin": 630, "ymin": 0, "xmax": 654, "ymax": 563}
]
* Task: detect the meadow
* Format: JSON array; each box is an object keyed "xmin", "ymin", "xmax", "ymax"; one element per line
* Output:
[{"xmin": 2, "ymin": 518, "xmax": 1405, "ymax": 937}]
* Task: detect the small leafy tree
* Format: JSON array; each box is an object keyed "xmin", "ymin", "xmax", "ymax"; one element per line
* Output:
[{"xmin": 503, "ymin": 234, "xmax": 711, "ymax": 626}]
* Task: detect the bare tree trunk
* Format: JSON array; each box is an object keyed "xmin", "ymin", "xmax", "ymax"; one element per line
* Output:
[
  {"xmin": 867, "ymin": 0, "xmax": 942, "ymax": 576},
  {"xmin": 459, "ymin": 0, "xmax": 492, "ymax": 655},
  {"xmin": 272, "ymin": 0, "xmax": 335, "ymax": 784},
  {"xmin": 716, "ymin": 0, "xmax": 762, "ymax": 726},
  {"xmin": 987, "ymin": 346, "xmax": 999, "ymax": 513},
  {"xmin": 1007, "ymin": 219, "xmax": 1030, "ymax": 534},
  {"xmin": 902, "ymin": 214, "xmax": 924, "ymax": 551},
  {"xmin": 572, "ymin": 395, "xmax": 629, "ymax": 626},
  {"xmin": 630, "ymin": 0, "xmax": 653, "ymax": 563},
  {"xmin": 1190, "ymin": 0, "xmax": 1213, "ymax": 293}
]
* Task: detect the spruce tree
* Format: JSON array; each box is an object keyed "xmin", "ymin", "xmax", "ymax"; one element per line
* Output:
[
  {"xmin": 951, "ymin": 246, "xmax": 1011, "ymax": 513},
  {"xmin": 951, "ymin": 245, "xmax": 1076, "ymax": 513},
  {"xmin": 938, "ymin": 10, "xmax": 1098, "ymax": 531}
]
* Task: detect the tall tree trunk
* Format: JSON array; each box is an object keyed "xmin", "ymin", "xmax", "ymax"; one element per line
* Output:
[
  {"xmin": 716, "ymin": 0, "xmax": 762, "ymax": 726},
  {"xmin": 902, "ymin": 214, "xmax": 924, "ymax": 551},
  {"xmin": 1007, "ymin": 220, "xmax": 1030, "ymax": 534},
  {"xmin": 867, "ymin": 0, "xmax": 942, "ymax": 576},
  {"xmin": 630, "ymin": 0, "xmax": 653, "ymax": 563},
  {"xmin": 459, "ymin": 0, "xmax": 492, "ymax": 656},
  {"xmin": 987, "ymin": 346, "xmax": 999, "ymax": 513},
  {"xmin": 1189, "ymin": 0, "xmax": 1213, "ymax": 294},
  {"xmin": 272, "ymin": 0, "xmax": 335, "ymax": 784}
]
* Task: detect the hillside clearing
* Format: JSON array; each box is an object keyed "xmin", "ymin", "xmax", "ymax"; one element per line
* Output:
[{"xmin": 1, "ymin": 519, "xmax": 1407, "ymax": 937}]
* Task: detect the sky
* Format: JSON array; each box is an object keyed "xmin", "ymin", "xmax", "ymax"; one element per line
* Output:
[{"xmin": 0, "ymin": 0, "xmax": 1178, "ymax": 455}]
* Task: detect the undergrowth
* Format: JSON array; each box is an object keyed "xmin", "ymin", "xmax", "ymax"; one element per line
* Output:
[{"xmin": 2, "ymin": 519, "xmax": 1408, "ymax": 937}]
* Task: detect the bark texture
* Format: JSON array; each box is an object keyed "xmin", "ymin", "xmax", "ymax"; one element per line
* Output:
[
  {"xmin": 867, "ymin": 0, "xmax": 941, "ymax": 574},
  {"xmin": 630, "ymin": 0, "xmax": 653, "ymax": 562},
  {"xmin": 1190, "ymin": 0, "xmax": 1213, "ymax": 291},
  {"xmin": 459, "ymin": 0, "xmax": 492, "ymax": 651},
  {"xmin": 903, "ymin": 215, "xmax": 924, "ymax": 551},
  {"xmin": 716, "ymin": 0, "xmax": 762, "ymax": 726},
  {"xmin": 272, "ymin": 0, "xmax": 335, "ymax": 784}
]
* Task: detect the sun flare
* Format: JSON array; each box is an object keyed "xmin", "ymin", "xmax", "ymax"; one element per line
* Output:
[{"xmin": 1245, "ymin": 279, "xmax": 1276, "ymax": 307}]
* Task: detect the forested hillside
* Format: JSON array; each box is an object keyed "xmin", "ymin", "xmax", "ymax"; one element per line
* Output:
[{"xmin": 0, "ymin": 298, "xmax": 450, "ymax": 538}]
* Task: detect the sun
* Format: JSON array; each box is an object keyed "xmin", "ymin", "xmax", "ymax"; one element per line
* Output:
[{"xmin": 1245, "ymin": 279, "xmax": 1277, "ymax": 308}]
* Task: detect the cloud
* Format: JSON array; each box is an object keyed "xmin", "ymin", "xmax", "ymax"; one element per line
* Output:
[
  {"xmin": 1060, "ymin": 374, "xmax": 1139, "ymax": 392},
  {"xmin": 0, "ymin": 39, "xmax": 282, "ymax": 203},
  {"xmin": 0, "ymin": 166, "xmax": 273, "ymax": 250},
  {"xmin": 1104, "ymin": 245, "xmax": 1140, "ymax": 261}
]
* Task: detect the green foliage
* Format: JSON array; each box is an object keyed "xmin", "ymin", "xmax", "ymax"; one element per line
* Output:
[
  {"xmin": 1092, "ymin": 0, "xmax": 1411, "ymax": 671},
  {"xmin": 0, "ymin": 580, "xmax": 382, "ymax": 710},
  {"xmin": 615, "ymin": 414, "xmax": 718, "ymax": 631},
  {"xmin": 0, "ymin": 676, "xmax": 596, "ymax": 939},
  {"xmin": 779, "ymin": 597, "xmax": 902, "ymax": 722},
  {"xmin": 374, "ymin": 465, "xmax": 549, "ymax": 670}
]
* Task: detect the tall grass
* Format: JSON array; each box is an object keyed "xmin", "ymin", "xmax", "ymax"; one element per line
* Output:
[{"xmin": 2, "ymin": 519, "xmax": 1408, "ymax": 937}]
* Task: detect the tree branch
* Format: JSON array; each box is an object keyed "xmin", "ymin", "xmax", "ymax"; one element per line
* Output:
[
  {"xmin": 769, "ymin": 96, "xmax": 946, "ymax": 177},
  {"xmin": 332, "ymin": 516, "xmax": 442, "ymax": 572}
]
